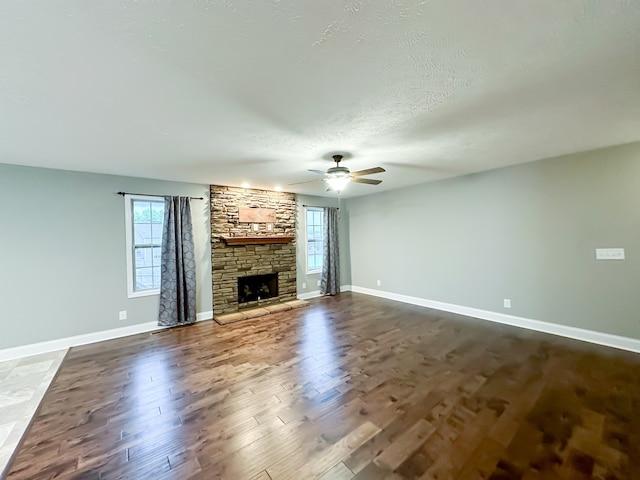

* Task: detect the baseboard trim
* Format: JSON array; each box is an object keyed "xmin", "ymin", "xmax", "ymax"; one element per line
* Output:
[
  {"xmin": 196, "ymin": 311, "xmax": 214, "ymax": 322},
  {"xmin": 297, "ymin": 290, "xmax": 322, "ymax": 300},
  {"xmin": 298, "ymin": 285, "xmax": 353, "ymax": 300},
  {"xmin": 0, "ymin": 311, "xmax": 215, "ymax": 362},
  {"xmin": 350, "ymin": 286, "xmax": 640, "ymax": 353}
]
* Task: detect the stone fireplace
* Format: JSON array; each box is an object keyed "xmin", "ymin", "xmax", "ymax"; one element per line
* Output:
[{"xmin": 210, "ymin": 185, "xmax": 296, "ymax": 315}]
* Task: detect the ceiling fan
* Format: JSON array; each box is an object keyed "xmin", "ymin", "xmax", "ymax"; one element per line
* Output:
[{"xmin": 293, "ymin": 154, "xmax": 385, "ymax": 192}]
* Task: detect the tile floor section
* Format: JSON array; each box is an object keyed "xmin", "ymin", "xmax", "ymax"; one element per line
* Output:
[{"xmin": 0, "ymin": 350, "xmax": 67, "ymax": 476}]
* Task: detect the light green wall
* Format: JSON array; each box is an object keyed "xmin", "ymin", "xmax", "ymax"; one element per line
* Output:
[
  {"xmin": 295, "ymin": 195, "xmax": 352, "ymax": 294},
  {"xmin": 0, "ymin": 164, "xmax": 212, "ymax": 349},
  {"xmin": 3, "ymin": 142, "xmax": 638, "ymax": 349},
  {"xmin": 346, "ymin": 142, "xmax": 640, "ymax": 339}
]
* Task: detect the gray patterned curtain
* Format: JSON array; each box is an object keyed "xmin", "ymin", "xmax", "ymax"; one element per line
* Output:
[
  {"xmin": 158, "ymin": 196, "xmax": 196, "ymax": 327},
  {"xmin": 320, "ymin": 207, "xmax": 340, "ymax": 296}
]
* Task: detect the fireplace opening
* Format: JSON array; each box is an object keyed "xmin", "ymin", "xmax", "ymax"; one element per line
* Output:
[{"xmin": 238, "ymin": 273, "xmax": 278, "ymax": 304}]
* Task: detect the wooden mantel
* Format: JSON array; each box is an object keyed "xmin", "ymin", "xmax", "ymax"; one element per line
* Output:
[{"xmin": 221, "ymin": 236, "xmax": 294, "ymax": 246}]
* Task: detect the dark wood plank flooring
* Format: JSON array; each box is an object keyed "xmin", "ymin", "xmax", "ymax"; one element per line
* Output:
[{"xmin": 6, "ymin": 293, "xmax": 640, "ymax": 479}]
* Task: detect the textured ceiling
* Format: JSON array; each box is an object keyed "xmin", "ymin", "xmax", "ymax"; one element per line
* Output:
[{"xmin": 1, "ymin": 1, "xmax": 639, "ymax": 198}]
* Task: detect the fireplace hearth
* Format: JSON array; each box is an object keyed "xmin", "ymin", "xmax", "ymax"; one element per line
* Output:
[{"xmin": 238, "ymin": 273, "xmax": 278, "ymax": 305}]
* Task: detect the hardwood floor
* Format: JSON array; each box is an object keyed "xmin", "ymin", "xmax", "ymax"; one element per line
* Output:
[{"xmin": 5, "ymin": 293, "xmax": 640, "ymax": 479}]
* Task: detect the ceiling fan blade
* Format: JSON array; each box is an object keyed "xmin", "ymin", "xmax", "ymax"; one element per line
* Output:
[
  {"xmin": 288, "ymin": 178, "xmax": 321, "ymax": 186},
  {"xmin": 308, "ymin": 169, "xmax": 326, "ymax": 176},
  {"xmin": 350, "ymin": 167, "xmax": 385, "ymax": 176},
  {"xmin": 351, "ymin": 177, "xmax": 382, "ymax": 185}
]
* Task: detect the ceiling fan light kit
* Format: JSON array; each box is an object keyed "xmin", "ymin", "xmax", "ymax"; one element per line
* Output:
[
  {"xmin": 325, "ymin": 174, "xmax": 351, "ymax": 192},
  {"xmin": 294, "ymin": 154, "xmax": 385, "ymax": 193}
]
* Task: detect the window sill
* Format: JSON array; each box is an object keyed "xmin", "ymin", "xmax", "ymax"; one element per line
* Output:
[{"xmin": 128, "ymin": 289, "xmax": 160, "ymax": 299}]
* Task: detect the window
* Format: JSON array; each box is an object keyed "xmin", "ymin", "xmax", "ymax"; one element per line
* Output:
[
  {"xmin": 124, "ymin": 195, "xmax": 165, "ymax": 297},
  {"xmin": 306, "ymin": 207, "xmax": 324, "ymax": 273}
]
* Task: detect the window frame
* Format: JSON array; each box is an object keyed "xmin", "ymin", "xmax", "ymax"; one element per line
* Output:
[
  {"xmin": 305, "ymin": 207, "xmax": 324, "ymax": 275},
  {"xmin": 124, "ymin": 194, "xmax": 165, "ymax": 298}
]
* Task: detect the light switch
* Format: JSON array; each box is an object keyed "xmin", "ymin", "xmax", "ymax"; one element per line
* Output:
[{"xmin": 595, "ymin": 248, "xmax": 625, "ymax": 260}]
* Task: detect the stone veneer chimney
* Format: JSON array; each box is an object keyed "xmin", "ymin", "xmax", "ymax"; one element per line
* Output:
[{"xmin": 210, "ymin": 185, "xmax": 297, "ymax": 315}]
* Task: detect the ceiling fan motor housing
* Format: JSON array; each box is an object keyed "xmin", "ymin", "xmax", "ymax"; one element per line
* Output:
[{"xmin": 326, "ymin": 166, "xmax": 350, "ymax": 177}]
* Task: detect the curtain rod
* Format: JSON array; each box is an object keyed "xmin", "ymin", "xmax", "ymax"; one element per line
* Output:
[
  {"xmin": 302, "ymin": 204, "xmax": 339, "ymax": 209},
  {"xmin": 117, "ymin": 191, "xmax": 204, "ymax": 200}
]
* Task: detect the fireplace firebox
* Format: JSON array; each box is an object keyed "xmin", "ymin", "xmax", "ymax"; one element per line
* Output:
[{"xmin": 238, "ymin": 273, "xmax": 278, "ymax": 305}]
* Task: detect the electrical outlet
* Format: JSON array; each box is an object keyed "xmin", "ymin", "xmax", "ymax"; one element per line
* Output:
[
  {"xmin": 302, "ymin": 282, "xmax": 306, "ymax": 289},
  {"xmin": 376, "ymin": 279, "xmax": 381, "ymax": 287},
  {"xmin": 253, "ymin": 223, "xmax": 259, "ymax": 232},
  {"xmin": 503, "ymin": 299, "xmax": 511, "ymax": 309},
  {"xmin": 119, "ymin": 310, "xmax": 127, "ymax": 320},
  {"xmin": 267, "ymin": 223, "xmax": 273, "ymax": 231},
  {"xmin": 317, "ymin": 280, "xmax": 321, "ymax": 287}
]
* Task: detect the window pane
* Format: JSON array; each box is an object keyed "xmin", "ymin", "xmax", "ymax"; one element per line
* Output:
[
  {"xmin": 134, "ymin": 247, "xmax": 153, "ymax": 268},
  {"xmin": 135, "ymin": 267, "xmax": 154, "ymax": 290},
  {"xmin": 151, "ymin": 222, "xmax": 163, "ymax": 245},
  {"xmin": 152, "ymin": 247, "xmax": 162, "ymax": 267},
  {"xmin": 134, "ymin": 223, "xmax": 152, "ymax": 244},
  {"xmin": 133, "ymin": 201, "xmax": 151, "ymax": 223},
  {"xmin": 151, "ymin": 202, "xmax": 165, "ymax": 224}
]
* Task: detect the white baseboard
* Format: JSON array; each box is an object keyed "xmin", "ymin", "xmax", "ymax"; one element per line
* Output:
[
  {"xmin": 298, "ymin": 285, "xmax": 353, "ymax": 300},
  {"xmin": 0, "ymin": 311, "xmax": 215, "ymax": 362},
  {"xmin": 196, "ymin": 310, "xmax": 213, "ymax": 322},
  {"xmin": 297, "ymin": 290, "xmax": 321, "ymax": 300},
  {"xmin": 350, "ymin": 286, "xmax": 640, "ymax": 353}
]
